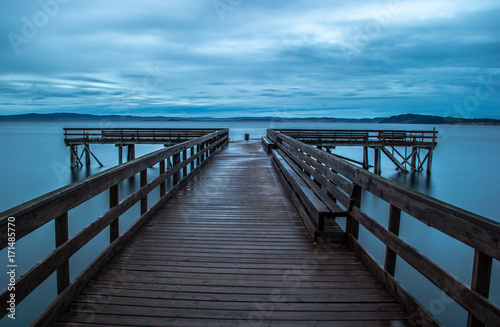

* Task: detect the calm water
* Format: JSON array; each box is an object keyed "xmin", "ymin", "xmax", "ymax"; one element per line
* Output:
[{"xmin": 0, "ymin": 121, "xmax": 499, "ymax": 326}]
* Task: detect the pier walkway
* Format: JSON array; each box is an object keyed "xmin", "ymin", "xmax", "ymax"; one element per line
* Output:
[
  {"xmin": 2, "ymin": 129, "xmax": 498, "ymax": 327},
  {"xmin": 55, "ymin": 142, "xmax": 411, "ymax": 326}
]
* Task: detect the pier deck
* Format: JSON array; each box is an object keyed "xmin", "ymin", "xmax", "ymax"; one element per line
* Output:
[
  {"xmin": 55, "ymin": 142, "xmax": 411, "ymax": 326},
  {"xmin": 3, "ymin": 129, "xmax": 497, "ymax": 327}
]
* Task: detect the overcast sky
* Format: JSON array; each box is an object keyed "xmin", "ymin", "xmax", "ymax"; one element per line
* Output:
[{"xmin": 0, "ymin": 0, "xmax": 499, "ymax": 118}]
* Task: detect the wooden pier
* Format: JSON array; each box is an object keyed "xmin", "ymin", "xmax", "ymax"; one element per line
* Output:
[
  {"xmin": 1, "ymin": 129, "xmax": 499, "ymax": 327},
  {"xmin": 273, "ymin": 129, "xmax": 438, "ymax": 173},
  {"xmin": 64, "ymin": 128, "xmax": 221, "ymax": 167},
  {"xmin": 54, "ymin": 142, "xmax": 411, "ymax": 326}
]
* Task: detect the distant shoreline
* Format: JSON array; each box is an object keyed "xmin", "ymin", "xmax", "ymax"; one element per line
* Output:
[{"xmin": 0, "ymin": 113, "xmax": 499, "ymax": 125}]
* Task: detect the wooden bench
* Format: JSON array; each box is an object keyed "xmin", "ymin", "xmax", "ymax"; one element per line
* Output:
[
  {"xmin": 261, "ymin": 136, "xmax": 275, "ymax": 154},
  {"xmin": 270, "ymin": 148, "xmax": 346, "ymax": 242}
]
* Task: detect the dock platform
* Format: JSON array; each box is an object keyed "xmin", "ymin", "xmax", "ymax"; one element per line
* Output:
[
  {"xmin": 1, "ymin": 128, "xmax": 498, "ymax": 327},
  {"xmin": 55, "ymin": 142, "xmax": 411, "ymax": 326}
]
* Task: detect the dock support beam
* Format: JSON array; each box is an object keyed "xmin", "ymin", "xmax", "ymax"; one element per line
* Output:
[
  {"xmin": 411, "ymin": 146, "xmax": 418, "ymax": 172},
  {"xmin": 127, "ymin": 145, "xmax": 135, "ymax": 161},
  {"xmin": 84, "ymin": 144, "xmax": 91, "ymax": 166},
  {"xmin": 363, "ymin": 146, "xmax": 369, "ymax": 169},
  {"xmin": 426, "ymin": 148, "xmax": 434, "ymax": 173},
  {"xmin": 70, "ymin": 145, "xmax": 82, "ymax": 168},
  {"xmin": 381, "ymin": 147, "xmax": 409, "ymax": 173},
  {"xmin": 82, "ymin": 144, "xmax": 103, "ymax": 167},
  {"xmin": 117, "ymin": 145, "xmax": 123, "ymax": 164},
  {"xmin": 374, "ymin": 148, "xmax": 381, "ymax": 175}
]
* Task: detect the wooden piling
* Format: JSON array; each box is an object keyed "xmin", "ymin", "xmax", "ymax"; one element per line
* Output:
[
  {"xmin": 411, "ymin": 146, "xmax": 418, "ymax": 172},
  {"xmin": 374, "ymin": 147, "xmax": 381, "ymax": 175},
  {"xmin": 84, "ymin": 145, "xmax": 91, "ymax": 166},
  {"xmin": 127, "ymin": 145, "xmax": 135, "ymax": 161},
  {"xmin": 70, "ymin": 145, "xmax": 81, "ymax": 168},
  {"xmin": 363, "ymin": 146, "xmax": 369, "ymax": 169},
  {"xmin": 426, "ymin": 147, "xmax": 434, "ymax": 173},
  {"xmin": 117, "ymin": 145, "xmax": 123, "ymax": 164}
]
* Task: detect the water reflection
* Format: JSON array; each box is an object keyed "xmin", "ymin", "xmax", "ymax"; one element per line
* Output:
[{"xmin": 386, "ymin": 171, "xmax": 434, "ymax": 195}]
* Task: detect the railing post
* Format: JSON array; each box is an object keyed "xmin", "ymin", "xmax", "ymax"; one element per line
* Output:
[
  {"xmin": 467, "ymin": 250, "xmax": 493, "ymax": 327},
  {"xmin": 55, "ymin": 212, "xmax": 70, "ymax": 294},
  {"xmin": 160, "ymin": 160, "xmax": 166, "ymax": 197},
  {"xmin": 346, "ymin": 185, "xmax": 362, "ymax": 239},
  {"xmin": 384, "ymin": 205, "xmax": 402, "ymax": 276},
  {"xmin": 110, "ymin": 185, "xmax": 119, "ymax": 242},
  {"xmin": 182, "ymin": 150, "xmax": 187, "ymax": 178},
  {"xmin": 190, "ymin": 146, "xmax": 195, "ymax": 172},
  {"xmin": 173, "ymin": 153, "xmax": 180, "ymax": 185},
  {"xmin": 197, "ymin": 144, "xmax": 201, "ymax": 166},
  {"xmin": 140, "ymin": 169, "xmax": 147, "ymax": 215}
]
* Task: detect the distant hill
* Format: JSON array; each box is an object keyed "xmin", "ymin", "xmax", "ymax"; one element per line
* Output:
[
  {"xmin": 380, "ymin": 114, "xmax": 500, "ymax": 125},
  {"xmin": 0, "ymin": 113, "xmax": 383, "ymax": 123},
  {"xmin": 0, "ymin": 113, "xmax": 186, "ymax": 122},
  {"xmin": 0, "ymin": 112, "xmax": 499, "ymax": 125}
]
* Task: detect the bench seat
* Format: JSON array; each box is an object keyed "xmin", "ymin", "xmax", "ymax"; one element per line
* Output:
[{"xmin": 271, "ymin": 149, "xmax": 346, "ymax": 242}]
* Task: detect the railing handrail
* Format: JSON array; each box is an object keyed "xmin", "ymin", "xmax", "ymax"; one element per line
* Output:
[
  {"xmin": 273, "ymin": 129, "xmax": 438, "ymax": 144},
  {"xmin": 274, "ymin": 128, "xmax": 437, "ymax": 133},
  {"xmin": 268, "ymin": 129, "xmax": 499, "ymax": 327},
  {"xmin": 269, "ymin": 130, "xmax": 499, "ymax": 257}
]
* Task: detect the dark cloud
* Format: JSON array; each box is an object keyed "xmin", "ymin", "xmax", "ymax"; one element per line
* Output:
[{"xmin": 0, "ymin": 0, "xmax": 499, "ymax": 118}]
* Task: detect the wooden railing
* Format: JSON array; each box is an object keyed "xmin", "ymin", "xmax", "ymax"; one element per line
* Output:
[
  {"xmin": 267, "ymin": 130, "xmax": 499, "ymax": 327},
  {"xmin": 0, "ymin": 129, "xmax": 229, "ymax": 326},
  {"xmin": 274, "ymin": 129, "xmax": 438, "ymax": 147},
  {"xmin": 64, "ymin": 128, "xmax": 221, "ymax": 145}
]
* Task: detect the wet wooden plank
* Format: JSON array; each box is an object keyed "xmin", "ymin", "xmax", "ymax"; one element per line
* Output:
[{"xmin": 56, "ymin": 142, "xmax": 412, "ymax": 326}]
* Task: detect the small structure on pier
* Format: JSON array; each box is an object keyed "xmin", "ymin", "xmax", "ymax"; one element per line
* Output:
[
  {"xmin": 273, "ymin": 129, "xmax": 437, "ymax": 173},
  {"xmin": 64, "ymin": 128, "xmax": 221, "ymax": 168}
]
